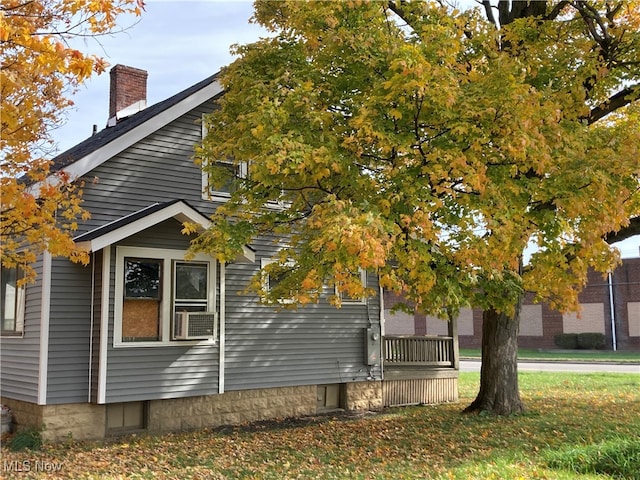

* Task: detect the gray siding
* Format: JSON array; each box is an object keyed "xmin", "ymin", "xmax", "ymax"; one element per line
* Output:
[
  {"xmin": 41, "ymin": 97, "xmax": 381, "ymax": 405},
  {"xmin": 46, "ymin": 259, "xmax": 93, "ymax": 404},
  {"xmin": 224, "ymin": 237, "xmax": 382, "ymax": 391},
  {"xmin": 0, "ymin": 257, "xmax": 44, "ymax": 402},
  {"xmin": 43, "ymin": 100, "xmax": 221, "ymax": 404},
  {"xmin": 104, "ymin": 220, "xmax": 220, "ymax": 403},
  {"xmin": 74, "ymin": 100, "xmax": 219, "ymax": 233}
]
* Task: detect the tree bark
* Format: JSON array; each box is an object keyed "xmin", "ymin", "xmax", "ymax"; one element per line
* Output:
[{"xmin": 463, "ymin": 301, "xmax": 525, "ymax": 415}]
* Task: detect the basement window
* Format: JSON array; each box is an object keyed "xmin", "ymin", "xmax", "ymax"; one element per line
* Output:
[
  {"xmin": 317, "ymin": 384, "xmax": 343, "ymax": 412},
  {"xmin": 106, "ymin": 401, "xmax": 147, "ymax": 435}
]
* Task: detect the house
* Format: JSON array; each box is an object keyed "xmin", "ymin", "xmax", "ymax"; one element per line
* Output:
[
  {"xmin": 385, "ymin": 257, "xmax": 640, "ymax": 352},
  {"xmin": 0, "ymin": 65, "xmax": 459, "ymax": 441}
]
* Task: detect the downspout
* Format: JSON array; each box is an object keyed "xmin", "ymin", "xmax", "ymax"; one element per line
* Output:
[
  {"xmin": 608, "ymin": 271, "xmax": 617, "ymax": 351},
  {"xmin": 379, "ymin": 281, "xmax": 385, "ymax": 380},
  {"xmin": 88, "ymin": 252, "xmax": 96, "ymax": 401},
  {"xmin": 218, "ymin": 262, "xmax": 225, "ymax": 394}
]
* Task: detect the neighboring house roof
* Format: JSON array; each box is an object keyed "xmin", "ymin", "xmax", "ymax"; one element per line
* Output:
[
  {"xmin": 48, "ymin": 72, "xmax": 223, "ymax": 181},
  {"xmin": 74, "ymin": 199, "xmax": 255, "ymax": 263}
]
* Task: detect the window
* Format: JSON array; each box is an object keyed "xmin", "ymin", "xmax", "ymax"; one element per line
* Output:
[
  {"xmin": 201, "ymin": 114, "xmax": 248, "ymax": 200},
  {"xmin": 1, "ymin": 266, "xmax": 25, "ymax": 336},
  {"xmin": 173, "ymin": 262, "xmax": 216, "ymax": 339},
  {"xmin": 114, "ymin": 247, "xmax": 217, "ymax": 346},
  {"xmin": 260, "ymin": 258, "xmax": 295, "ymax": 304},
  {"xmin": 336, "ymin": 269, "xmax": 367, "ymax": 305},
  {"xmin": 122, "ymin": 258, "xmax": 162, "ymax": 342}
]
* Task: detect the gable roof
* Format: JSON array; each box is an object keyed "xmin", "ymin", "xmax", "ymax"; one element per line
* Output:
[
  {"xmin": 74, "ymin": 199, "xmax": 255, "ymax": 263},
  {"xmin": 49, "ymin": 72, "xmax": 223, "ymax": 180}
]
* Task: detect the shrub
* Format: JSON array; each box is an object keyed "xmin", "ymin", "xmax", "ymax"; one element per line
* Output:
[
  {"xmin": 577, "ymin": 332, "xmax": 606, "ymax": 350},
  {"xmin": 554, "ymin": 333, "xmax": 578, "ymax": 349},
  {"xmin": 7, "ymin": 428, "xmax": 42, "ymax": 451}
]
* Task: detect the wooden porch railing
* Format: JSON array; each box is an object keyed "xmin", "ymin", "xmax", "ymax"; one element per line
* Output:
[{"xmin": 383, "ymin": 336, "xmax": 455, "ymax": 368}]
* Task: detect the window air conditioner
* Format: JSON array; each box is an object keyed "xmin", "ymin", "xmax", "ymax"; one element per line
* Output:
[{"xmin": 174, "ymin": 312, "xmax": 217, "ymax": 340}]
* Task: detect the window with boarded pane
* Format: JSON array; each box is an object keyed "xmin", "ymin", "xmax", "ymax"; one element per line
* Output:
[
  {"xmin": 122, "ymin": 258, "xmax": 162, "ymax": 342},
  {"xmin": 114, "ymin": 246, "xmax": 217, "ymax": 346},
  {"xmin": 1, "ymin": 266, "xmax": 25, "ymax": 336}
]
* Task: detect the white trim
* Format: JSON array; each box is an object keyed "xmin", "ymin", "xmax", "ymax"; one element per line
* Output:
[
  {"xmin": 37, "ymin": 252, "xmax": 52, "ymax": 405},
  {"xmin": 218, "ymin": 262, "xmax": 225, "ymax": 394},
  {"xmin": 29, "ymin": 80, "xmax": 224, "ymax": 194},
  {"xmin": 97, "ymin": 247, "xmax": 110, "ymax": 404},
  {"xmin": 78, "ymin": 202, "xmax": 210, "ymax": 252},
  {"xmin": 336, "ymin": 269, "xmax": 368, "ymax": 304},
  {"xmin": 88, "ymin": 253, "xmax": 95, "ymax": 402},
  {"xmin": 113, "ymin": 246, "xmax": 218, "ymax": 347},
  {"xmin": 0, "ymin": 265, "xmax": 26, "ymax": 337},
  {"xmin": 75, "ymin": 200, "xmax": 254, "ymax": 263},
  {"xmin": 201, "ymin": 160, "xmax": 249, "ymax": 202}
]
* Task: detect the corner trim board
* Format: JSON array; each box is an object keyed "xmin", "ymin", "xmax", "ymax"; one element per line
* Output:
[
  {"xmin": 37, "ymin": 252, "xmax": 52, "ymax": 405},
  {"xmin": 97, "ymin": 246, "xmax": 110, "ymax": 404}
]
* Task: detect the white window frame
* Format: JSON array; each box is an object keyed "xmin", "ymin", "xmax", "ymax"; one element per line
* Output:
[
  {"xmin": 336, "ymin": 268, "xmax": 367, "ymax": 305},
  {"xmin": 260, "ymin": 258, "xmax": 296, "ymax": 305},
  {"xmin": 114, "ymin": 246, "xmax": 217, "ymax": 347},
  {"xmin": 201, "ymin": 114, "xmax": 248, "ymax": 201},
  {"xmin": 0, "ymin": 265, "xmax": 26, "ymax": 337}
]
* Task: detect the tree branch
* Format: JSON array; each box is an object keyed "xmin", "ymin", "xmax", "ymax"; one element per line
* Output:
[
  {"xmin": 481, "ymin": 1, "xmax": 498, "ymax": 28},
  {"xmin": 386, "ymin": 1, "xmax": 417, "ymax": 33},
  {"xmin": 588, "ymin": 83, "xmax": 639, "ymax": 125},
  {"xmin": 605, "ymin": 216, "xmax": 640, "ymax": 244},
  {"xmin": 545, "ymin": 1, "xmax": 570, "ymax": 20}
]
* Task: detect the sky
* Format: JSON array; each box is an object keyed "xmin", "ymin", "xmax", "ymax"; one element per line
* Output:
[
  {"xmin": 52, "ymin": 0, "xmax": 639, "ymax": 259},
  {"xmin": 54, "ymin": 1, "xmax": 267, "ymax": 153}
]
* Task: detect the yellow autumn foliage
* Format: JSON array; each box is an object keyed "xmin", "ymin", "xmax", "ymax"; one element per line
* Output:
[{"xmin": 1, "ymin": 0, "xmax": 144, "ymax": 280}]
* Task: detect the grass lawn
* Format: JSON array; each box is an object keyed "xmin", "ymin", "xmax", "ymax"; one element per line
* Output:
[
  {"xmin": 460, "ymin": 348, "xmax": 640, "ymax": 363},
  {"xmin": 2, "ymin": 372, "xmax": 639, "ymax": 479}
]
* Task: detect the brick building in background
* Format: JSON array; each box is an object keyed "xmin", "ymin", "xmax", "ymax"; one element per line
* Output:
[{"xmin": 384, "ymin": 257, "xmax": 640, "ymax": 351}]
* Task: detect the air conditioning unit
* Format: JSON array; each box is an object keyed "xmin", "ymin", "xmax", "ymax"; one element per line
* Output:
[{"xmin": 174, "ymin": 312, "xmax": 217, "ymax": 340}]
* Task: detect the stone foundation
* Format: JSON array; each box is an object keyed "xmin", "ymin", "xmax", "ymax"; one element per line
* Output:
[
  {"xmin": 1, "ymin": 378, "xmax": 451, "ymax": 442},
  {"xmin": 148, "ymin": 385, "xmax": 318, "ymax": 433},
  {"xmin": 0, "ymin": 398, "xmax": 106, "ymax": 442},
  {"xmin": 344, "ymin": 381, "xmax": 383, "ymax": 411}
]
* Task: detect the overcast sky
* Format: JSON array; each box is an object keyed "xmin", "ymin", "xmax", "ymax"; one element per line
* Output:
[{"xmin": 52, "ymin": 0, "xmax": 638, "ymax": 258}]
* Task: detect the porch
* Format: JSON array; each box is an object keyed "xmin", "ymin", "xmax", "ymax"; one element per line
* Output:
[{"xmin": 381, "ymin": 335, "xmax": 459, "ymax": 407}]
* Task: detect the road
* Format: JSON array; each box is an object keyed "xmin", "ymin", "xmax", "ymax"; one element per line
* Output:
[{"xmin": 459, "ymin": 359, "xmax": 640, "ymax": 374}]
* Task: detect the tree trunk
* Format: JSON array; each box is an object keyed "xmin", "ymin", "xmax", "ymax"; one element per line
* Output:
[{"xmin": 463, "ymin": 301, "xmax": 525, "ymax": 415}]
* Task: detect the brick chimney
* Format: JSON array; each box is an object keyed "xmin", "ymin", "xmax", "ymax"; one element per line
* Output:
[{"xmin": 108, "ymin": 64, "xmax": 148, "ymax": 125}]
